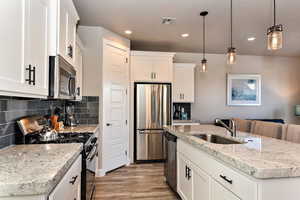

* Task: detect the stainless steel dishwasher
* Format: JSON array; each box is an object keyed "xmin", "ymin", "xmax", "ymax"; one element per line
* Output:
[{"xmin": 164, "ymin": 132, "xmax": 177, "ymax": 192}]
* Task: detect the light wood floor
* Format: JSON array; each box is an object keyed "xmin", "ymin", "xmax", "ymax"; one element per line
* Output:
[{"xmin": 94, "ymin": 163, "xmax": 180, "ymax": 200}]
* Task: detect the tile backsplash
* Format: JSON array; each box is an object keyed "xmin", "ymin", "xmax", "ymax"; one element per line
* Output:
[
  {"xmin": 0, "ymin": 96, "xmax": 99, "ymax": 149},
  {"xmin": 71, "ymin": 96, "xmax": 99, "ymax": 125}
]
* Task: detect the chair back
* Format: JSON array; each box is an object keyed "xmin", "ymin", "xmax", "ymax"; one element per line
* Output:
[
  {"xmin": 284, "ymin": 124, "xmax": 300, "ymax": 143},
  {"xmin": 250, "ymin": 121, "xmax": 283, "ymax": 139}
]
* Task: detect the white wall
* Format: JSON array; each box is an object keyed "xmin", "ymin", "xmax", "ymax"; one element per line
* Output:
[
  {"xmin": 77, "ymin": 26, "xmax": 130, "ymax": 170},
  {"xmin": 174, "ymin": 53, "xmax": 300, "ymax": 124}
]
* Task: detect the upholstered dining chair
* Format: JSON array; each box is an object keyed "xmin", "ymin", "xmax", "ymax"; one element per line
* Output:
[
  {"xmin": 233, "ymin": 118, "xmax": 252, "ymax": 133},
  {"xmin": 283, "ymin": 124, "xmax": 300, "ymax": 143},
  {"xmin": 250, "ymin": 120, "xmax": 284, "ymax": 139}
]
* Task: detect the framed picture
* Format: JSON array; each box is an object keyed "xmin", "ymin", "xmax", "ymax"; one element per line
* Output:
[{"xmin": 227, "ymin": 74, "xmax": 261, "ymax": 106}]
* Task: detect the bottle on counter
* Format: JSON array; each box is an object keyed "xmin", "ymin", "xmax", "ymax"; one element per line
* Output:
[
  {"xmin": 174, "ymin": 106, "xmax": 181, "ymax": 120},
  {"xmin": 181, "ymin": 107, "xmax": 188, "ymax": 120}
]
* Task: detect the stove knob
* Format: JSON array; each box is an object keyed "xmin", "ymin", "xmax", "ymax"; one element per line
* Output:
[
  {"xmin": 91, "ymin": 137, "xmax": 97, "ymax": 144},
  {"xmin": 86, "ymin": 145, "xmax": 93, "ymax": 152}
]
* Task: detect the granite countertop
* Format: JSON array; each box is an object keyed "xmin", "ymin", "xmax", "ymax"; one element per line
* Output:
[
  {"xmin": 58, "ymin": 124, "xmax": 99, "ymax": 134},
  {"xmin": 0, "ymin": 144, "xmax": 83, "ymax": 197},
  {"xmin": 164, "ymin": 125, "xmax": 300, "ymax": 179}
]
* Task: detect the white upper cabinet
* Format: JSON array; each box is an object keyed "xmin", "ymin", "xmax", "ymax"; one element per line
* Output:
[
  {"xmin": 75, "ymin": 36, "xmax": 84, "ymax": 101},
  {"xmin": 173, "ymin": 63, "xmax": 196, "ymax": 103},
  {"xmin": 49, "ymin": 0, "xmax": 79, "ymax": 66},
  {"xmin": 0, "ymin": 0, "xmax": 49, "ymax": 98},
  {"xmin": 130, "ymin": 51, "xmax": 175, "ymax": 83}
]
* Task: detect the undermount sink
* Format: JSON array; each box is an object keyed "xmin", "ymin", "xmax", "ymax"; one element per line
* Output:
[{"xmin": 193, "ymin": 134, "xmax": 244, "ymax": 144}]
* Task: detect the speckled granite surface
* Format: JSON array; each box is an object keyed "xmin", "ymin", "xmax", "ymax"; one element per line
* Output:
[
  {"xmin": 58, "ymin": 125, "xmax": 99, "ymax": 134},
  {"xmin": 0, "ymin": 144, "xmax": 83, "ymax": 197},
  {"xmin": 164, "ymin": 125, "xmax": 300, "ymax": 179}
]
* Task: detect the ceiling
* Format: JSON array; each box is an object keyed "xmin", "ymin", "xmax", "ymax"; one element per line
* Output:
[{"xmin": 73, "ymin": 0, "xmax": 300, "ymax": 57}]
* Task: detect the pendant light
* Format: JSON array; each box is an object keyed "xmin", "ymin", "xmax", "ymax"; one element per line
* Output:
[
  {"xmin": 227, "ymin": 0, "xmax": 236, "ymax": 65},
  {"xmin": 267, "ymin": 0, "xmax": 283, "ymax": 50},
  {"xmin": 200, "ymin": 11, "xmax": 208, "ymax": 72}
]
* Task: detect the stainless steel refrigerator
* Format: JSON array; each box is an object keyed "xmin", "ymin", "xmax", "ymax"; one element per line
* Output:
[{"xmin": 134, "ymin": 83, "xmax": 172, "ymax": 162}]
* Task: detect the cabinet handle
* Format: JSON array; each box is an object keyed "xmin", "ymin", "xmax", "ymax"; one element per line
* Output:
[
  {"xmin": 77, "ymin": 87, "xmax": 80, "ymax": 96},
  {"xmin": 220, "ymin": 174, "xmax": 233, "ymax": 184},
  {"xmin": 69, "ymin": 175, "xmax": 78, "ymax": 185},
  {"xmin": 183, "ymin": 93, "xmax": 184, "ymax": 100},
  {"xmin": 68, "ymin": 45, "xmax": 73, "ymax": 58},
  {"xmin": 187, "ymin": 167, "xmax": 191, "ymax": 180},
  {"xmin": 185, "ymin": 166, "xmax": 188, "ymax": 178},
  {"xmin": 32, "ymin": 66, "xmax": 36, "ymax": 86},
  {"xmin": 26, "ymin": 65, "xmax": 35, "ymax": 85},
  {"xmin": 154, "ymin": 73, "xmax": 157, "ymax": 79}
]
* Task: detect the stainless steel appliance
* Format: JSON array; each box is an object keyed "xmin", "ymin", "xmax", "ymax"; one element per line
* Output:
[
  {"xmin": 49, "ymin": 55, "xmax": 77, "ymax": 100},
  {"xmin": 164, "ymin": 132, "xmax": 177, "ymax": 192},
  {"xmin": 134, "ymin": 83, "xmax": 171, "ymax": 162},
  {"xmin": 17, "ymin": 116, "xmax": 97, "ymax": 200}
]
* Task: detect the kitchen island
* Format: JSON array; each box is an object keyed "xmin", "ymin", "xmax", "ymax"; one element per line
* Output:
[
  {"xmin": 164, "ymin": 125, "xmax": 300, "ymax": 200},
  {"xmin": 0, "ymin": 143, "xmax": 82, "ymax": 199}
]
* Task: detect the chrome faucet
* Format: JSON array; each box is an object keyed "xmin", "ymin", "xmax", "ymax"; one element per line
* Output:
[{"xmin": 215, "ymin": 118, "xmax": 237, "ymax": 137}]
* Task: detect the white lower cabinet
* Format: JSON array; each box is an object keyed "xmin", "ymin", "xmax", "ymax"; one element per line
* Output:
[
  {"xmin": 177, "ymin": 140, "xmax": 257, "ymax": 200},
  {"xmin": 49, "ymin": 155, "xmax": 82, "ymax": 200},
  {"xmin": 211, "ymin": 179, "xmax": 240, "ymax": 200},
  {"xmin": 177, "ymin": 152, "xmax": 210, "ymax": 200}
]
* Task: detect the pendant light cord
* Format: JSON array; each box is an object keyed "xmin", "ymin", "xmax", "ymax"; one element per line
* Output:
[
  {"xmin": 273, "ymin": 0, "xmax": 276, "ymax": 25},
  {"xmin": 230, "ymin": 0, "xmax": 233, "ymax": 48},
  {"xmin": 203, "ymin": 15, "xmax": 206, "ymax": 59}
]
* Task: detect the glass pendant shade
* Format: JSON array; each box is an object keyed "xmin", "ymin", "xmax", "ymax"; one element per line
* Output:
[
  {"xmin": 201, "ymin": 59, "xmax": 207, "ymax": 72},
  {"xmin": 227, "ymin": 47, "xmax": 236, "ymax": 65},
  {"xmin": 267, "ymin": 25, "xmax": 283, "ymax": 50}
]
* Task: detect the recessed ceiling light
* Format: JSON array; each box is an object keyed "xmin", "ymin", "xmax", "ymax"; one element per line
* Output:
[
  {"xmin": 181, "ymin": 33, "xmax": 189, "ymax": 38},
  {"xmin": 248, "ymin": 37, "xmax": 256, "ymax": 41},
  {"xmin": 124, "ymin": 30, "xmax": 132, "ymax": 35}
]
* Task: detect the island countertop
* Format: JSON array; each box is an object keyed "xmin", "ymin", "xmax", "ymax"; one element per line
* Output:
[
  {"xmin": 164, "ymin": 125, "xmax": 300, "ymax": 179},
  {"xmin": 0, "ymin": 143, "xmax": 83, "ymax": 197}
]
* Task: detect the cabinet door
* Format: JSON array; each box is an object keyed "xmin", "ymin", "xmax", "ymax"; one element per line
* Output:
[
  {"xmin": 177, "ymin": 153, "xmax": 192, "ymax": 200},
  {"xmin": 192, "ymin": 163, "xmax": 210, "ymax": 200},
  {"xmin": 211, "ymin": 179, "xmax": 240, "ymax": 200},
  {"xmin": 152, "ymin": 57, "xmax": 173, "ymax": 82},
  {"xmin": 75, "ymin": 43, "xmax": 83, "ymax": 100},
  {"xmin": 58, "ymin": 0, "xmax": 68, "ymax": 60},
  {"xmin": 66, "ymin": 13, "xmax": 77, "ymax": 65},
  {"xmin": 0, "ymin": 0, "xmax": 27, "ymax": 96},
  {"xmin": 173, "ymin": 65, "xmax": 195, "ymax": 103},
  {"xmin": 25, "ymin": 0, "xmax": 49, "ymax": 96},
  {"xmin": 131, "ymin": 56, "xmax": 153, "ymax": 81}
]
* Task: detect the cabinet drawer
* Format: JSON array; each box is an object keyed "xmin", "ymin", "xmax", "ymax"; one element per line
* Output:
[
  {"xmin": 178, "ymin": 140, "xmax": 257, "ymax": 200},
  {"xmin": 211, "ymin": 179, "xmax": 240, "ymax": 200},
  {"xmin": 210, "ymin": 157, "xmax": 257, "ymax": 200}
]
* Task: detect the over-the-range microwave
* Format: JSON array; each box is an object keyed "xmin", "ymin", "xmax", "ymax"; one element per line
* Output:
[{"xmin": 49, "ymin": 56, "xmax": 77, "ymax": 100}]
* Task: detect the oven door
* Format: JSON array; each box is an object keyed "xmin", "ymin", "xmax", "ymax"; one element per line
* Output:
[{"xmin": 86, "ymin": 144, "xmax": 97, "ymax": 200}]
